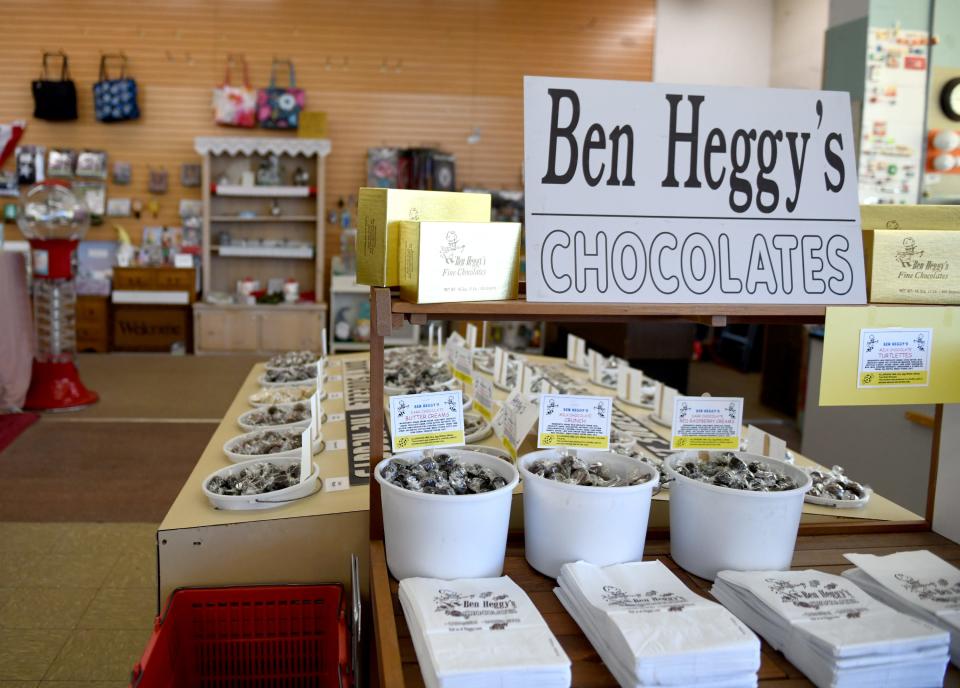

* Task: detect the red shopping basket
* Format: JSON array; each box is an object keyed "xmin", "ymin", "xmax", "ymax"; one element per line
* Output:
[{"xmin": 131, "ymin": 584, "xmax": 350, "ymax": 688}]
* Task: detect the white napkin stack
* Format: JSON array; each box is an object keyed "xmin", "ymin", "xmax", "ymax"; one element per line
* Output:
[
  {"xmin": 556, "ymin": 560, "xmax": 760, "ymax": 687},
  {"xmin": 843, "ymin": 549, "xmax": 960, "ymax": 666},
  {"xmin": 398, "ymin": 576, "xmax": 571, "ymax": 688},
  {"xmin": 712, "ymin": 569, "xmax": 949, "ymax": 688}
]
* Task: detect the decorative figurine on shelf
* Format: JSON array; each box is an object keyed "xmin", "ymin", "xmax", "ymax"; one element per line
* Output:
[
  {"xmin": 283, "ymin": 279, "xmax": 299, "ymax": 303},
  {"xmin": 270, "ymin": 199, "xmax": 281, "ymax": 216},
  {"xmin": 334, "ymin": 306, "xmax": 352, "ymax": 341},
  {"xmin": 292, "ymin": 166, "xmax": 309, "ymax": 186},
  {"xmin": 341, "ymin": 194, "xmax": 354, "ymax": 228},
  {"xmin": 355, "ymin": 300, "xmax": 371, "ymax": 342},
  {"xmin": 256, "ymin": 154, "xmax": 283, "ymax": 186},
  {"xmin": 131, "ymin": 198, "xmax": 143, "ymax": 219}
]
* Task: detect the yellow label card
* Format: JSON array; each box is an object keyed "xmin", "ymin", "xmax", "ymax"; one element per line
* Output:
[
  {"xmin": 669, "ymin": 396, "xmax": 743, "ymax": 451},
  {"xmin": 820, "ymin": 307, "xmax": 960, "ymax": 405},
  {"xmin": 537, "ymin": 394, "xmax": 612, "ymax": 451},
  {"xmin": 389, "ymin": 390, "xmax": 465, "ymax": 453}
]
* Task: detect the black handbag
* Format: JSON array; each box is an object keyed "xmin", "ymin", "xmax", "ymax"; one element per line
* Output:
[{"xmin": 31, "ymin": 52, "xmax": 78, "ymax": 121}]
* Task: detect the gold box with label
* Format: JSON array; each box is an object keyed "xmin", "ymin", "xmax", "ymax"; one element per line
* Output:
[
  {"xmin": 867, "ymin": 229, "xmax": 960, "ymax": 304},
  {"xmin": 356, "ymin": 188, "xmax": 491, "ymax": 287},
  {"xmin": 399, "ymin": 221, "xmax": 521, "ymax": 304}
]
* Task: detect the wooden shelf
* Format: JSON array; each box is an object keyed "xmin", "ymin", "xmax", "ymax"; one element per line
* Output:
[
  {"xmin": 212, "ymin": 184, "xmax": 315, "ymax": 198},
  {"xmin": 210, "ymin": 215, "xmax": 318, "ymax": 223},
  {"xmin": 212, "ymin": 245, "xmax": 314, "ymax": 259},
  {"xmin": 390, "ymin": 294, "xmax": 829, "ymax": 326},
  {"xmin": 372, "ymin": 533, "xmax": 960, "ymax": 688}
]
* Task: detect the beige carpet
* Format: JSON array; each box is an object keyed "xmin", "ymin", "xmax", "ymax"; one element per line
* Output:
[{"xmin": 66, "ymin": 353, "xmax": 262, "ymax": 420}]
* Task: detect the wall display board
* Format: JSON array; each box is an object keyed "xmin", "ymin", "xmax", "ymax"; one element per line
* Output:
[
  {"xmin": 523, "ymin": 77, "xmax": 866, "ymax": 304},
  {"xmin": 820, "ymin": 305, "xmax": 960, "ymax": 405},
  {"xmin": 857, "ymin": 27, "xmax": 929, "ymax": 205}
]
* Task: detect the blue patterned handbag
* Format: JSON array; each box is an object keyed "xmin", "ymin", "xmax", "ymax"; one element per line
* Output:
[{"xmin": 93, "ymin": 54, "xmax": 140, "ymax": 123}]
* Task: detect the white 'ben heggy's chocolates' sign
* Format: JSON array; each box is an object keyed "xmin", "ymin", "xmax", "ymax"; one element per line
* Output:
[{"xmin": 523, "ymin": 77, "xmax": 866, "ymax": 304}]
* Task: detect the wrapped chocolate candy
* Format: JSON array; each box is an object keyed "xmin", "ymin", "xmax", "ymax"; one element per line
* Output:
[
  {"xmin": 266, "ymin": 350, "xmax": 320, "ymax": 368},
  {"xmin": 675, "ymin": 452, "xmax": 799, "ymax": 492},
  {"xmin": 527, "ymin": 454, "xmax": 650, "ymax": 487},
  {"xmin": 241, "ymin": 403, "xmax": 310, "ymax": 428},
  {"xmin": 381, "ymin": 454, "xmax": 509, "ymax": 495},
  {"xmin": 231, "ymin": 429, "xmax": 302, "ymax": 456},
  {"xmin": 262, "ymin": 364, "xmax": 315, "ymax": 384},
  {"xmin": 807, "ymin": 465, "xmax": 869, "ymax": 502},
  {"xmin": 206, "ymin": 461, "xmax": 301, "ymax": 496}
]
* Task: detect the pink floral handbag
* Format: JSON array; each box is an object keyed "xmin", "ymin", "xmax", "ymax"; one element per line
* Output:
[{"xmin": 213, "ymin": 55, "xmax": 257, "ymax": 128}]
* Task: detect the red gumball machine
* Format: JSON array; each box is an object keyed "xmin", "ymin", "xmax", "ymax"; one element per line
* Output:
[{"xmin": 19, "ymin": 181, "xmax": 98, "ymax": 410}]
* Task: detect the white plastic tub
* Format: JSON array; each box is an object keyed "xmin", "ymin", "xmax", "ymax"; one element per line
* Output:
[
  {"xmin": 518, "ymin": 450, "xmax": 659, "ymax": 578},
  {"xmin": 202, "ymin": 457, "xmax": 320, "ymax": 510},
  {"xmin": 664, "ymin": 451, "xmax": 812, "ymax": 580},
  {"xmin": 223, "ymin": 428, "xmax": 323, "ymax": 463},
  {"xmin": 374, "ymin": 449, "xmax": 519, "ymax": 580},
  {"xmin": 236, "ymin": 402, "xmax": 312, "ymax": 432}
]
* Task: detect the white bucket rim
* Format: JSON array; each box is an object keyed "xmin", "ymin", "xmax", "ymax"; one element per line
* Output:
[
  {"xmin": 518, "ymin": 449, "xmax": 660, "ymax": 494},
  {"xmin": 664, "ymin": 451, "xmax": 812, "ymax": 499},
  {"xmin": 202, "ymin": 456, "xmax": 320, "ymax": 507},
  {"xmin": 374, "ymin": 450, "xmax": 519, "ymax": 503}
]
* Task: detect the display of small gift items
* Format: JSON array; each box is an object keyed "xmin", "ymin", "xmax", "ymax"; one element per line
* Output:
[
  {"xmin": 257, "ymin": 58, "xmax": 305, "ymax": 129},
  {"xmin": 15, "ymin": 145, "xmax": 44, "ymax": 185},
  {"xmin": 73, "ymin": 182, "xmax": 107, "ymax": 224},
  {"xmin": 93, "ymin": 53, "xmax": 140, "ymax": 122},
  {"xmin": 114, "ymin": 225, "xmax": 136, "ymax": 267},
  {"xmin": 32, "ymin": 52, "xmax": 78, "ymax": 121},
  {"xmin": 47, "ymin": 148, "xmax": 76, "ymax": 178},
  {"xmin": 75, "ymin": 150, "xmax": 108, "ymax": 180},
  {"xmin": 180, "ymin": 163, "xmax": 201, "ymax": 188},
  {"xmin": 256, "ymin": 155, "xmax": 283, "ymax": 186},
  {"xmin": 213, "ymin": 54, "xmax": 257, "ymax": 128},
  {"xmin": 148, "ymin": 168, "xmax": 169, "ymax": 194},
  {"xmin": 112, "ymin": 161, "xmax": 132, "ymax": 185}
]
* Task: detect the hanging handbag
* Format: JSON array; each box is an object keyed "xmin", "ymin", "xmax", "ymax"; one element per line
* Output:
[
  {"xmin": 213, "ymin": 54, "xmax": 257, "ymax": 127},
  {"xmin": 93, "ymin": 54, "xmax": 140, "ymax": 123},
  {"xmin": 32, "ymin": 52, "xmax": 78, "ymax": 121},
  {"xmin": 257, "ymin": 58, "xmax": 305, "ymax": 129}
]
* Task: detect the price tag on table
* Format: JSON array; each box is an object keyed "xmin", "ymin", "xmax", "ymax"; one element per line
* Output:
[
  {"xmin": 857, "ymin": 327, "xmax": 932, "ymax": 388},
  {"xmin": 300, "ymin": 425, "xmax": 313, "ymax": 483},
  {"xmin": 445, "ymin": 331, "xmax": 466, "ymax": 362},
  {"xmin": 389, "ymin": 390, "xmax": 465, "ymax": 453},
  {"xmin": 450, "ymin": 342, "xmax": 474, "ymax": 385},
  {"xmin": 493, "ymin": 390, "xmax": 539, "ymax": 459},
  {"xmin": 617, "ymin": 365, "xmax": 645, "ymax": 404},
  {"xmin": 745, "ymin": 424, "xmax": 786, "ymax": 460},
  {"xmin": 538, "ymin": 394, "xmax": 612, "ymax": 450},
  {"xmin": 473, "ymin": 375, "xmax": 494, "ymax": 421},
  {"xmin": 652, "ymin": 383, "xmax": 678, "ymax": 423},
  {"xmin": 465, "ymin": 323, "xmax": 478, "ymax": 349},
  {"xmin": 669, "ymin": 396, "xmax": 743, "ymax": 451},
  {"xmin": 310, "ymin": 393, "xmax": 322, "ymax": 442},
  {"xmin": 566, "ymin": 334, "xmax": 587, "ymax": 368},
  {"xmin": 493, "ymin": 347, "xmax": 511, "ymax": 389}
]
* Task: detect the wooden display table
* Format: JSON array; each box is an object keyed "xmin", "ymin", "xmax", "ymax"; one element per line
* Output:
[{"xmin": 370, "ymin": 534, "xmax": 960, "ymax": 688}]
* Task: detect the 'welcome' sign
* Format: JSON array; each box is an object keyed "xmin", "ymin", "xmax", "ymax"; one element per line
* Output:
[{"xmin": 523, "ymin": 76, "xmax": 866, "ymax": 304}]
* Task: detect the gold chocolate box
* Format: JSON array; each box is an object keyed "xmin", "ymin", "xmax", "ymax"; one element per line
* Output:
[
  {"xmin": 356, "ymin": 188, "xmax": 492, "ymax": 287},
  {"xmin": 866, "ymin": 229, "xmax": 960, "ymax": 304},
  {"xmin": 398, "ymin": 221, "xmax": 521, "ymax": 304}
]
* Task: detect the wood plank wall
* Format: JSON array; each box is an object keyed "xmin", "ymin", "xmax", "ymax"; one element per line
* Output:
[{"xmin": 0, "ymin": 0, "xmax": 655, "ymax": 283}]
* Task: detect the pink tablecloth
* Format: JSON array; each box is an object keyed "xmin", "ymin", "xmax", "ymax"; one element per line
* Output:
[{"xmin": 0, "ymin": 251, "xmax": 34, "ymax": 409}]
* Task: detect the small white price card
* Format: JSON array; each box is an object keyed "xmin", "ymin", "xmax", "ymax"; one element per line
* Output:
[
  {"xmin": 465, "ymin": 323, "xmax": 478, "ymax": 349},
  {"xmin": 389, "ymin": 390, "xmax": 465, "ymax": 453},
  {"xmin": 587, "ymin": 349, "xmax": 606, "ymax": 386},
  {"xmin": 473, "ymin": 375, "xmax": 494, "ymax": 421},
  {"xmin": 538, "ymin": 394, "xmax": 612, "ymax": 450},
  {"xmin": 670, "ymin": 396, "xmax": 743, "ymax": 450},
  {"xmin": 300, "ymin": 426, "xmax": 313, "ymax": 483},
  {"xmin": 566, "ymin": 334, "xmax": 587, "ymax": 367},
  {"xmin": 617, "ymin": 365, "xmax": 645, "ymax": 404},
  {"xmin": 493, "ymin": 347, "xmax": 511, "ymax": 389},
  {"xmin": 445, "ymin": 331, "xmax": 466, "ymax": 362},
  {"xmin": 745, "ymin": 424, "xmax": 786, "ymax": 460},
  {"xmin": 493, "ymin": 390, "xmax": 539, "ymax": 459},
  {"xmin": 450, "ymin": 342, "xmax": 474, "ymax": 385},
  {"xmin": 652, "ymin": 383, "xmax": 678, "ymax": 422},
  {"xmin": 323, "ymin": 476, "xmax": 350, "ymax": 492},
  {"xmin": 310, "ymin": 393, "xmax": 322, "ymax": 441},
  {"xmin": 857, "ymin": 327, "xmax": 932, "ymax": 388}
]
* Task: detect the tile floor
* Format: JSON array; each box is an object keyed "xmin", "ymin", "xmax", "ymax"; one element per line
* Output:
[{"xmin": 0, "ymin": 522, "xmax": 157, "ymax": 686}]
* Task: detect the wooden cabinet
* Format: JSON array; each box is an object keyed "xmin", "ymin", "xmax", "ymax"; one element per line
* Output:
[
  {"xmin": 193, "ymin": 303, "xmax": 327, "ymax": 354},
  {"xmin": 76, "ymin": 295, "xmax": 109, "ymax": 352}
]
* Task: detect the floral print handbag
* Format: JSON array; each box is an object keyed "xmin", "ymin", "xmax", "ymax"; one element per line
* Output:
[
  {"xmin": 93, "ymin": 54, "xmax": 140, "ymax": 123},
  {"xmin": 213, "ymin": 54, "xmax": 257, "ymax": 128},
  {"xmin": 257, "ymin": 59, "xmax": 305, "ymax": 129}
]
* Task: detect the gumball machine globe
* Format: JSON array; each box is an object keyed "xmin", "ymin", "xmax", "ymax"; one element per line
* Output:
[{"xmin": 18, "ymin": 182, "xmax": 98, "ymax": 410}]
